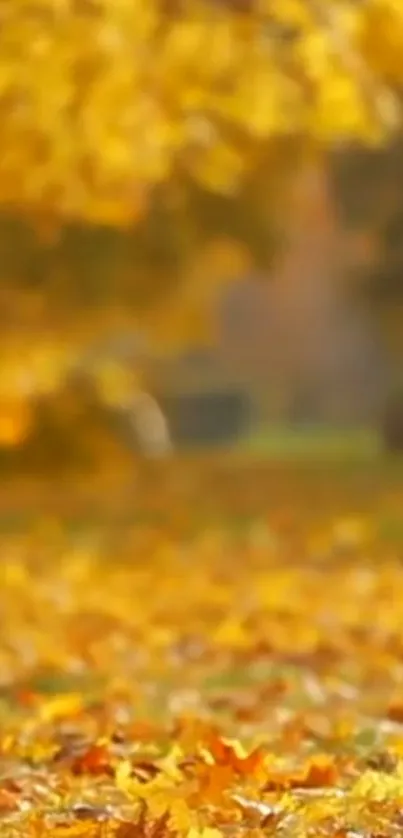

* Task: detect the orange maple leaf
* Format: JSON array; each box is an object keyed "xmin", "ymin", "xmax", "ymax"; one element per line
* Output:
[
  {"xmin": 263, "ymin": 755, "xmax": 338, "ymax": 791},
  {"xmin": 204, "ymin": 733, "xmax": 264, "ymax": 777}
]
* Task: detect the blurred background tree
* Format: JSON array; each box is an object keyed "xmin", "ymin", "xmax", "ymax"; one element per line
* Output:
[
  {"xmin": 0, "ymin": 0, "xmax": 403, "ymax": 465},
  {"xmin": 330, "ymin": 136, "xmax": 403, "ymax": 357}
]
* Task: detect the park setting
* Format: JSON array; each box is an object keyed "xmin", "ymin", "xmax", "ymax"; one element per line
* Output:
[{"xmin": 0, "ymin": 1, "xmax": 402, "ymax": 836}]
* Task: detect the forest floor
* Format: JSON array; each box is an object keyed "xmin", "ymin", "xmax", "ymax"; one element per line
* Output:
[{"xmin": 0, "ymin": 454, "xmax": 402, "ymax": 837}]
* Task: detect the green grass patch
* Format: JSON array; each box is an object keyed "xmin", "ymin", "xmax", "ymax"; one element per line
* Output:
[{"xmin": 241, "ymin": 424, "xmax": 382, "ymax": 461}]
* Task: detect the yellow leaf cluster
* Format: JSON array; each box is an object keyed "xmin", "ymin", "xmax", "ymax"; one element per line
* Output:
[
  {"xmin": 352, "ymin": 764, "xmax": 403, "ymax": 803},
  {"xmin": 0, "ymin": 0, "xmax": 401, "ymax": 223}
]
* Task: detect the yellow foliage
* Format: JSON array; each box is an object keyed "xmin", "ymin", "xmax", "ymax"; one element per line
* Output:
[
  {"xmin": 0, "ymin": 400, "xmax": 33, "ymax": 446},
  {"xmin": 352, "ymin": 765, "xmax": 403, "ymax": 802},
  {"xmin": 92, "ymin": 362, "xmax": 142, "ymax": 408},
  {"xmin": 0, "ymin": 0, "xmax": 401, "ymax": 223}
]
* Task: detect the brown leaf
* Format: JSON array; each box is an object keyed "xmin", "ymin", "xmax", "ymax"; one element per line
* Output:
[
  {"xmin": 387, "ymin": 701, "xmax": 403, "ymax": 723},
  {"xmin": 0, "ymin": 787, "xmax": 21, "ymax": 812}
]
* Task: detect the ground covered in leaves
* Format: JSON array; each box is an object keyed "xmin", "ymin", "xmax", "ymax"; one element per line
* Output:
[{"xmin": 0, "ymin": 460, "xmax": 403, "ymax": 837}]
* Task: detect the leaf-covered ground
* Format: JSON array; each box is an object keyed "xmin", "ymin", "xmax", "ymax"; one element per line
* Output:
[{"xmin": 0, "ymin": 460, "xmax": 403, "ymax": 837}]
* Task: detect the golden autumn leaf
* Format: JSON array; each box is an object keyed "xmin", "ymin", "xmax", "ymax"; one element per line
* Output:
[
  {"xmin": 187, "ymin": 829, "xmax": 223, "ymax": 838},
  {"xmin": 38, "ymin": 693, "xmax": 84, "ymax": 723}
]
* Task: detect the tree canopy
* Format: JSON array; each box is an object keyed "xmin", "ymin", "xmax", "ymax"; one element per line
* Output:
[{"xmin": 1, "ymin": 0, "xmax": 403, "ymax": 226}]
